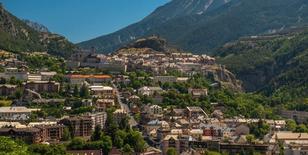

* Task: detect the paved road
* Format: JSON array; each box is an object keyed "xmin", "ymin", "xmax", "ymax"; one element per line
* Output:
[{"xmin": 112, "ymin": 82, "xmax": 138, "ymax": 127}]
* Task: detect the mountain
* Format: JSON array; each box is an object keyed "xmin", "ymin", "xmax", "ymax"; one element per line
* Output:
[
  {"xmin": 217, "ymin": 27, "xmax": 308, "ymax": 102},
  {"xmin": 78, "ymin": 0, "xmax": 308, "ymax": 54},
  {"xmin": 23, "ymin": 19, "xmax": 49, "ymax": 33},
  {"xmin": 0, "ymin": 4, "xmax": 76, "ymax": 57}
]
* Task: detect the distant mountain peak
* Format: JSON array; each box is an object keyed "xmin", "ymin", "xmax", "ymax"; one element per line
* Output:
[{"xmin": 79, "ymin": 0, "xmax": 308, "ymax": 54}]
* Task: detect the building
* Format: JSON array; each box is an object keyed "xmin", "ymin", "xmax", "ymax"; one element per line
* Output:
[
  {"xmin": 0, "ymin": 84, "xmax": 17, "ymax": 96},
  {"xmin": 138, "ymin": 86, "xmax": 163, "ymax": 96},
  {"xmin": 35, "ymin": 124, "xmax": 65, "ymax": 142},
  {"xmin": 186, "ymin": 107, "xmax": 208, "ymax": 119},
  {"xmin": 188, "ymin": 88, "xmax": 208, "ymax": 98},
  {"xmin": 0, "ymin": 128, "xmax": 43, "ymax": 143},
  {"xmin": 281, "ymin": 110, "xmax": 308, "ymax": 123},
  {"xmin": 60, "ymin": 116, "xmax": 93, "ymax": 137},
  {"xmin": 24, "ymin": 81, "xmax": 60, "ymax": 93},
  {"xmin": 0, "ymin": 68, "xmax": 28, "ymax": 81},
  {"xmin": 95, "ymin": 99, "xmax": 115, "ymax": 112},
  {"xmin": 66, "ymin": 74, "xmax": 112, "ymax": 85},
  {"xmin": 89, "ymin": 86, "xmax": 115, "ymax": 98},
  {"xmin": 84, "ymin": 112, "xmax": 107, "ymax": 130},
  {"xmin": 67, "ymin": 150, "xmax": 102, "ymax": 155},
  {"xmin": 0, "ymin": 106, "xmax": 40, "ymax": 121},
  {"xmin": 40, "ymin": 72, "xmax": 57, "ymax": 81},
  {"xmin": 161, "ymin": 135, "xmax": 190, "ymax": 155},
  {"xmin": 153, "ymin": 76, "xmax": 177, "ymax": 83},
  {"xmin": 113, "ymin": 109, "xmax": 128, "ymax": 124}
]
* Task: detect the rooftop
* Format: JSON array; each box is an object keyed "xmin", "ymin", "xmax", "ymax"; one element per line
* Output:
[{"xmin": 67, "ymin": 74, "xmax": 112, "ymax": 79}]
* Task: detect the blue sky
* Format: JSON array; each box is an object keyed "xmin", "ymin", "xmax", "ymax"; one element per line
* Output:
[{"xmin": 0, "ymin": 0, "xmax": 169, "ymax": 43}]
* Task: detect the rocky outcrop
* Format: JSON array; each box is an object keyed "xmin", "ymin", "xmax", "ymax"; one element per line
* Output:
[{"xmin": 202, "ymin": 65, "xmax": 242, "ymax": 91}]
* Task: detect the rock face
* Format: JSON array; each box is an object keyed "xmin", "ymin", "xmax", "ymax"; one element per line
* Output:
[
  {"xmin": 23, "ymin": 19, "xmax": 49, "ymax": 33},
  {"xmin": 203, "ymin": 65, "xmax": 243, "ymax": 91},
  {"xmin": 123, "ymin": 36, "xmax": 167, "ymax": 52}
]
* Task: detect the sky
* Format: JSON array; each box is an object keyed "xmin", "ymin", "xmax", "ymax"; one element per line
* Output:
[{"xmin": 0, "ymin": 0, "xmax": 169, "ymax": 43}]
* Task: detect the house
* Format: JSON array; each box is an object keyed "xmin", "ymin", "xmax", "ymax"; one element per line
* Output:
[
  {"xmin": 188, "ymin": 88, "xmax": 208, "ymax": 98},
  {"xmin": 22, "ymin": 89, "xmax": 42, "ymax": 101},
  {"xmin": 95, "ymin": 99, "xmax": 115, "ymax": 112},
  {"xmin": 66, "ymin": 74, "xmax": 112, "ymax": 85},
  {"xmin": 27, "ymin": 74, "xmax": 42, "ymax": 81},
  {"xmin": 40, "ymin": 72, "xmax": 57, "ymax": 81},
  {"xmin": 153, "ymin": 76, "xmax": 177, "ymax": 83},
  {"xmin": 113, "ymin": 109, "xmax": 128, "ymax": 124},
  {"xmin": 186, "ymin": 107, "xmax": 208, "ymax": 119},
  {"xmin": 161, "ymin": 135, "xmax": 180, "ymax": 155},
  {"xmin": 83, "ymin": 112, "xmax": 107, "ymax": 130},
  {"xmin": 269, "ymin": 132, "xmax": 308, "ymax": 144},
  {"xmin": 0, "ymin": 106, "xmax": 40, "ymax": 121},
  {"xmin": 138, "ymin": 86, "xmax": 163, "ymax": 96},
  {"xmin": 89, "ymin": 86, "xmax": 115, "ymax": 98},
  {"xmin": 139, "ymin": 147, "xmax": 162, "ymax": 155},
  {"xmin": 146, "ymin": 105, "xmax": 163, "ymax": 116},
  {"xmin": 34, "ymin": 124, "xmax": 65, "ymax": 142},
  {"xmin": 60, "ymin": 116, "xmax": 93, "ymax": 137},
  {"xmin": 67, "ymin": 150, "xmax": 102, "ymax": 155},
  {"xmin": 280, "ymin": 110, "xmax": 308, "ymax": 124},
  {"xmin": 0, "ymin": 84, "xmax": 17, "ymax": 96},
  {"xmin": 0, "ymin": 127, "xmax": 43, "ymax": 143},
  {"xmin": 0, "ymin": 68, "xmax": 28, "ymax": 81},
  {"xmin": 24, "ymin": 81, "xmax": 60, "ymax": 93}
]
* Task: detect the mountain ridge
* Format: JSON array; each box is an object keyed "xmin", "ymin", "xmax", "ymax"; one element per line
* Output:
[
  {"xmin": 217, "ymin": 27, "xmax": 308, "ymax": 102},
  {"xmin": 78, "ymin": 0, "xmax": 308, "ymax": 55},
  {"xmin": 0, "ymin": 4, "xmax": 76, "ymax": 57}
]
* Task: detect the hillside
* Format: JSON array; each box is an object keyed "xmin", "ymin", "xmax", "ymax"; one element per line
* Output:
[
  {"xmin": 0, "ymin": 4, "xmax": 76, "ymax": 57},
  {"xmin": 217, "ymin": 27, "xmax": 308, "ymax": 102},
  {"xmin": 78, "ymin": 0, "xmax": 308, "ymax": 54}
]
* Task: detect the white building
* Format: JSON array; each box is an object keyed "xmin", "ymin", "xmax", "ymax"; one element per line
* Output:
[{"xmin": 0, "ymin": 106, "xmax": 40, "ymax": 121}]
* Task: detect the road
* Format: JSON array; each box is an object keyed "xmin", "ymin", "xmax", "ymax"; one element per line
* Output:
[{"xmin": 112, "ymin": 82, "xmax": 138, "ymax": 127}]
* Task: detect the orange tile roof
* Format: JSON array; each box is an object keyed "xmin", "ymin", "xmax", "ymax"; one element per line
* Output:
[{"xmin": 68, "ymin": 74, "xmax": 112, "ymax": 79}]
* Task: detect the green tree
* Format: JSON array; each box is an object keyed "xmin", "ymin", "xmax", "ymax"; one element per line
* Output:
[
  {"xmin": 62, "ymin": 127, "xmax": 71, "ymax": 141},
  {"xmin": 105, "ymin": 108, "xmax": 119, "ymax": 137},
  {"xmin": 246, "ymin": 134, "xmax": 255, "ymax": 144},
  {"xmin": 249, "ymin": 120, "xmax": 270, "ymax": 139},
  {"xmin": 167, "ymin": 147, "xmax": 178, "ymax": 155},
  {"xmin": 125, "ymin": 130, "xmax": 146, "ymax": 153},
  {"xmin": 13, "ymin": 88, "xmax": 23, "ymax": 99},
  {"xmin": 91, "ymin": 125, "xmax": 103, "ymax": 141},
  {"xmin": 29, "ymin": 144, "xmax": 67, "ymax": 155},
  {"xmin": 0, "ymin": 136, "xmax": 29, "ymax": 155},
  {"xmin": 67, "ymin": 137, "xmax": 86, "ymax": 150},
  {"xmin": 0, "ymin": 78, "xmax": 6, "ymax": 84},
  {"xmin": 114, "ymin": 130, "xmax": 127, "ymax": 148},
  {"xmin": 119, "ymin": 116, "xmax": 130, "ymax": 130},
  {"xmin": 122, "ymin": 144, "xmax": 133, "ymax": 155},
  {"xmin": 73, "ymin": 85, "xmax": 79, "ymax": 97},
  {"xmin": 100, "ymin": 135, "xmax": 113, "ymax": 155},
  {"xmin": 286, "ymin": 119, "xmax": 297, "ymax": 131},
  {"xmin": 79, "ymin": 84, "xmax": 90, "ymax": 98},
  {"xmin": 295, "ymin": 124, "xmax": 308, "ymax": 133}
]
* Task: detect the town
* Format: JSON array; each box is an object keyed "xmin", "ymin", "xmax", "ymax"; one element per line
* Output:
[{"xmin": 0, "ymin": 37, "xmax": 307, "ymax": 155}]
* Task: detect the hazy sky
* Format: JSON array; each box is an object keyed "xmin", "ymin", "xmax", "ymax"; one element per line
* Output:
[{"xmin": 0, "ymin": 0, "xmax": 169, "ymax": 43}]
